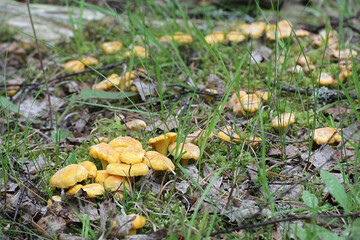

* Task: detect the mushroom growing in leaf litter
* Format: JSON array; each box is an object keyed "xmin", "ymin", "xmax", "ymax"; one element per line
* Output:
[
  {"xmin": 89, "ymin": 143, "xmax": 121, "ymax": 170},
  {"xmin": 81, "ymin": 183, "xmax": 105, "ymax": 198},
  {"xmin": 107, "ymin": 163, "xmax": 149, "ymax": 177},
  {"xmin": 168, "ymin": 142, "xmax": 200, "ymax": 166},
  {"xmin": 78, "ymin": 161, "xmax": 97, "ymax": 178},
  {"xmin": 143, "ymin": 151, "xmax": 175, "ymax": 172},
  {"xmin": 50, "ymin": 164, "xmax": 88, "ymax": 189},
  {"xmin": 128, "ymin": 214, "xmax": 146, "ymax": 235},
  {"xmin": 271, "ymin": 113, "xmax": 295, "ymax": 129},
  {"xmin": 226, "ymin": 31, "xmax": 245, "ymax": 43},
  {"xmin": 66, "ymin": 184, "xmax": 83, "ymax": 195},
  {"xmin": 109, "ymin": 136, "xmax": 143, "ymax": 150},
  {"xmin": 119, "ymin": 147, "xmax": 145, "ymax": 164},
  {"xmin": 125, "ymin": 46, "xmax": 148, "ymax": 58},
  {"xmin": 313, "ymin": 127, "xmax": 341, "ymax": 146},
  {"xmin": 205, "ymin": 32, "xmax": 226, "ymax": 44},
  {"xmin": 64, "ymin": 60, "xmax": 85, "ymax": 73},
  {"xmin": 148, "ymin": 132, "xmax": 177, "ymax": 155},
  {"xmin": 102, "ymin": 41, "xmax": 123, "ymax": 54},
  {"xmin": 217, "ymin": 127, "xmax": 241, "ymax": 143},
  {"xmin": 317, "ymin": 73, "xmax": 334, "ymax": 86}
]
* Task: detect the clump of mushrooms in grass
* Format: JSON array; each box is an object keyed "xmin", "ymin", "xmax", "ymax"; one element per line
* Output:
[
  {"xmin": 50, "ymin": 161, "xmax": 106, "ymax": 198},
  {"xmin": 228, "ymin": 91, "xmax": 263, "ymax": 116}
]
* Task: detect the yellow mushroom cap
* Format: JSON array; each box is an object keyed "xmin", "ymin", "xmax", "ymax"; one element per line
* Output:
[
  {"xmin": 255, "ymin": 90, "xmax": 270, "ymax": 101},
  {"xmin": 295, "ymin": 29, "xmax": 310, "ymax": 38},
  {"xmin": 226, "ymin": 31, "xmax": 245, "ymax": 43},
  {"xmin": 245, "ymin": 136, "xmax": 262, "ymax": 147},
  {"xmin": 332, "ymin": 48, "xmax": 358, "ymax": 60},
  {"xmin": 242, "ymin": 22, "xmax": 267, "ymax": 38},
  {"xmin": 95, "ymin": 170, "xmax": 111, "ymax": 184},
  {"xmin": 125, "ymin": 46, "xmax": 148, "ymax": 58},
  {"xmin": 168, "ymin": 142, "xmax": 200, "ymax": 160},
  {"xmin": 82, "ymin": 183, "xmax": 105, "ymax": 198},
  {"xmin": 314, "ymin": 127, "xmax": 342, "ymax": 145},
  {"xmin": 266, "ymin": 20, "xmax": 293, "ymax": 40},
  {"xmin": 50, "ymin": 164, "xmax": 88, "ymax": 188},
  {"xmin": 102, "ymin": 41, "xmax": 123, "ymax": 54},
  {"xmin": 339, "ymin": 70, "xmax": 352, "ymax": 83},
  {"xmin": 172, "ymin": 32, "xmax": 193, "ymax": 44},
  {"xmin": 148, "ymin": 132, "xmax": 177, "ymax": 155},
  {"xmin": 297, "ymin": 55, "xmax": 312, "ymax": 66},
  {"xmin": 92, "ymin": 73, "xmax": 121, "ymax": 91},
  {"xmin": 204, "ymin": 88, "xmax": 218, "ymax": 104},
  {"xmin": 143, "ymin": 151, "xmax": 175, "ymax": 172},
  {"xmin": 104, "ymin": 175, "xmax": 129, "ymax": 191},
  {"xmin": 64, "ymin": 60, "xmax": 85, "ymax": 73},
  {"xmin": 109, "ymin": 136, "xmax": 143, "ymax": 150},
  {"xmin": 107, "ymin": 163, "xmax": 149, "ymax": 177},
  {"xmin": 120, "ymin": 147, "xmax": 145, "ymax": 164},
  {"xmin": 128, "ymin": 214, "xmax": 146, "ymax": 234},
  {"xmin": 81, "ymin": 56, "xmax": 98, "ymax": 66},
  {"xmin": 217, "ymin": 129, "xmax": 241, "ymax": 143},
  {"xmin": 78, "ymin": 161, "xmax": 97, "ymax": 178},
  {"xmin": 240, "ymin": 94, "xmax": 262, "ymax": 113},
  {"xmin": 228, "ymin": 91, "xmax": 248, "ymax": 111},
  {"xmin": 52, "ymin": 195, "xmax": 62, "ymax": 202},
  {"xmin": 271, "ymin": 113, "xmax": 295, "ymax": 128},
  {"xmin": 89, "ymin": 143, "xmax": 121, "ymax": 165},
  {"xmin": 66, "ymin": 184, "xmax": 83, "ymax": 195},
  {"xmin": 205, "ymin": 32, "xmax": 226, "ymax": 44},
  {"xmin": 317, "ymin": 73, "xmax": 334, "ymax": 86},
  {"xmin": 125, "ymin": 119, "xmax": 147, "ymax": 131}
]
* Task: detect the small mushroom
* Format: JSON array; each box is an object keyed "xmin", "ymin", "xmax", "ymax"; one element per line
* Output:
[
  {"xmin": 82, "ymin": 183, "xmax": 105, "ymax": 198},
  {"xmin": 172, "ymin": 32, "xmax": 193, "ymax": 44},
  {"xmin": 331, "ymin": 48, "xmax": 358, "ymax": 60},
  {"xmin": 339, "ymin": 70, "xmax": 352, "ymax": 83},
  {"xmin": 104, "ymin": 175, "xmax": 129, "ymax": 191},
  {"xmin": 185, "ymin": 130, "xmax": 214, "ymax": 144},
  {"xmin": 102, "ymin": 41, "xmax": 123, "ymax": 54},
  {"xmin": 240, "ymin": 94, "xmax": 262, "ymax": 115},
  {"xmin": 89, "ymin": 143, "xmax": 121, "ymax": 170},
  {"xmin": 143, "ymin": 151, "xmax": 175, "ymax": 172},
  {"xmin": 7, "ymin": 86, "xmax": 20, "ymax": 97},
  {"xmin": 205, "ymin": 32, "xmax": 226, "ymax": 44},
  {"xmin": 81, "ymin": 56, "xmax": 98, "ymax": 66},
  {"xmin": 92, "ymin": 74, "xmax": 121, "ymax": 91},
  {"xmin": 50, "ymin": 164, "xmax": 88, "ymax": 189},
  {"xmin": 294, "ymin": 29, "xmax": 310, "ymax": 38},
  {"xmin": 255, "ymin": 90, "xmax": 270, "ymax": 102},
  {"xmin": 217, "ymin": 126, "xmax": 241, "ymax": 143},
  {"xmin": 313, "ymin": 127, "xmax": 341, "ymax": 146},
  {"xmin": 125, "ymin": 46, "xmax": 148, "ymax": 58},
  {"xmin": 271, "ymin": 113, "xmax": 295, "ymax": 128},
  {"xmin": 125, "ymin": 119, "xmax": 147, "ymax": 131},
  {"xmin": 317, "ymin": 73, "xmax": 334, "ymax": 86},
  {"xmin": 78, "ymin": 161, "xmax": 97, "ymax": 178},
  {"xmin": 168, "ymin": 142, "xmax": 200, "ymax": 165},
  {"xmin": 120, "ymin": 147, "xmax": 145, "ymax": 164},
  {"xmin": 109, "ymin": 136, "xmax": 143, "ymax": 150},
  {"xmin": 297, "ymin": 55, "xmax": 312, "ymax": 66},
  {"xmin": 226, "ymin": 31, "xmax": 245, "ymax": 43},
  {"xmin": 228, "ymin": 91, "xmax": 248, "ymax": 113},
  {"xmin": 66, "ymin": 184, "xmax": 83, "ymax": 195},
  {"xmin": 266, "ymin": 20, "xmax": 292, "ymax": 40},
  {"xmin": 239, "ymin": 22, "xmax": 267, "ymax": 39},
  {"xmin": 245, "ymin": 136, "xmax": 262, "ymax": 147},
  {"xmin": 128, "ymin": 214, "xmax": 146, "ymax": 235},
  {"xmin": 148, "ymin": 132, "xmax": 177, "ymax": 155},
  {"xmin": 64, "ymin": 60, "xmax": 85, "ymax": 73},
  {"xmin": 107, "ymin": 163, "xmax": 149, "ymax": 177}
]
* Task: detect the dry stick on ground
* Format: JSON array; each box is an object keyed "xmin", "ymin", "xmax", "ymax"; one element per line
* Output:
[{"xmin": 26, "ymin": 0, "xmax": 53, "ymax": 128}]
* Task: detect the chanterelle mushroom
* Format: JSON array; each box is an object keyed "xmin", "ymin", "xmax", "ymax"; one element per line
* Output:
[
  {"xmin": 240, "ymin": 94, "xmax": 262, "ymax": 115},
  {"xmin": 82, "ymin": 183, "xmax": 105, "ymax": 198},
  {"xmin": 89, "ymin": 143, "xmax": 121, "ymax": 169},
  {"xmin": 125, "ymin": 46, "xmax": 148, "ymax": 58},
  {"xmin": 313, "ymin": 127, "xmax": 341, "ymax": 146},
  {"xmin": 102, "ymin": 41, "xmax": 123, "ymax": 54},
  {"xmin": 226, "ymin": 31, "xmax": 245, "ymax": 43},
  {"xmin": 64, "ymin": 60, "xmax": 85, "ymax": 73},
  {"xmin": 143, "ymin": 151, "xmax": 175, "ymax": 172},
  {"xmin": 107, "ymin": 163, "xmax": 149, "ymax": 177},
  {"xmin": 238, "ymin": 22, "xmax": 267, "ymax": 39},
  {"xmin": 317, "ymin": 73, "xmax": 334, "ymax": 86},
  {"xmin": 120, "ymin": 147, "xmax": 145, "ymax": 164},
  {"xmin": 266, "ymin": 20, "xmax": 292, "ymax": 40},
  {"xmin": 148, "ymin": 132, "xmax": 177, "ymax": 155},
  {"xmin": 217, "ymin": 126, "xmax": 241, "ymax": 143},
  {"xmin": 109, "ymin": 136, "xmax": 143, "ymax": 150},
  {"xmin": 168, "ymin": 142, "xmax": 200, "ymax": 165},
  {"xmin": 271, "ymin": 113, "xmax": 295, "ymax": 128},
  {"xmin": 205, "ymin": 32, "xmax": 226, "ymax": 44},
  {"xmin": 128, "ymin": 214, "xmax": 146, "ymax": 235},
  {"xmin": 50, "ymin": 164, "xmax": 88, "ymax": 189},
  {"xmin": 78, "ymin": 161, "xmax": 97, "ymax": 178}
]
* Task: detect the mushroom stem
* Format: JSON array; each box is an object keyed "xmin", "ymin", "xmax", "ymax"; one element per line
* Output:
[{"xmin": 180, "ymin": 159, "xmax": 189, "ymax": 166}]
